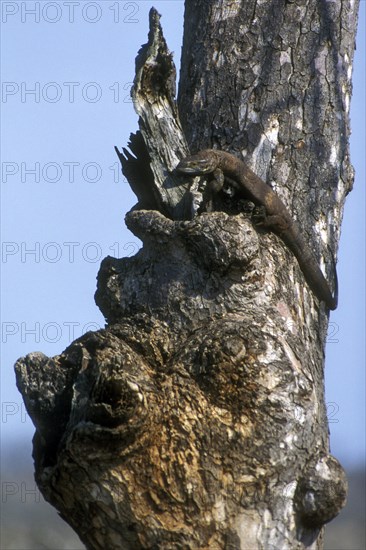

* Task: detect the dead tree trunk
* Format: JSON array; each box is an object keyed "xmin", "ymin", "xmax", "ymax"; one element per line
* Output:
[{"xmin": 15, "ymin": 2, "xmax": 359, "ymax": 549}]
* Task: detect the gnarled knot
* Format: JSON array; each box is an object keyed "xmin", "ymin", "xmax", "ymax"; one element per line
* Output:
[{"xmin": 294, "ymin": 453, "xmax": 347, "ymax": 528}]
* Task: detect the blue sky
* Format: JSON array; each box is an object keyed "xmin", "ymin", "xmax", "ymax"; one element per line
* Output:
[{"xmin": 1, "ymin": 0, "xmax": 365, "ymax": 482}]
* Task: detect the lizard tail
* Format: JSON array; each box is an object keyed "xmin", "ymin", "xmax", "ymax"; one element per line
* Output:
[{"xmin": 281, "ymin": 230, "xmax": 338, "ymax": 310}]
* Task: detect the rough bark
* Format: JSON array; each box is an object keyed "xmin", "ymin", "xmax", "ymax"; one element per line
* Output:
[
  {"xmin": 179, "ymin": 0, "xmax": 356, "ymax": 296},
  {"xmin": 15, "ymin": 2, "xmax": 358, "ymax": 549}
]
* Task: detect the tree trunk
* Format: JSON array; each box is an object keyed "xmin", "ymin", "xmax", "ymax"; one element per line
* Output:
[{"xmin": 15, "ymin": 1, "xmax": 359, "ymax": 549}]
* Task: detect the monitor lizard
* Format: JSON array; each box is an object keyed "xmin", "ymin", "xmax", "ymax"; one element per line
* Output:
[{"xmin": 175, "ymin": 149, "xmax": 338, "ymax": 310}]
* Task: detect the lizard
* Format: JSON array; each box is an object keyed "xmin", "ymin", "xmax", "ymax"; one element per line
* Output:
[{"xmin": 175, "ymin": 149, "xmax": 338, "ymax": 310}]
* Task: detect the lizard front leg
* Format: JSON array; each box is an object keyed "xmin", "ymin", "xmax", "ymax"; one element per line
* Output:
[{"xmin": 202, "ymin": 168, "xmax": 225, "ymax": 212}]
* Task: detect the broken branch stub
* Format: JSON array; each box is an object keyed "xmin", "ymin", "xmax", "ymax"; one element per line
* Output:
[{"xmin": 126, "ymin": 7, "xmax": 194, "ymax": 219}]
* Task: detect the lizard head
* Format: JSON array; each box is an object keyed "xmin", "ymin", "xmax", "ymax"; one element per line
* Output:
[{"xmin": 175, "ymin": 150, "xmax": 218, "ymax": 175}]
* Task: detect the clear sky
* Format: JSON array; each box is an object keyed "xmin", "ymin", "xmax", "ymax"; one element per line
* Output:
[{"xmin": 1, "ymin": 0, "xmax": 365, "ymax": 491}]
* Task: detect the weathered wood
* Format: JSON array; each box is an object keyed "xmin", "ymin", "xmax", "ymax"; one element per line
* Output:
[
  {"xmin": 16, "ymin": 205, "xmax": 348, "ymax": 549},
  {"xmin": 118, "ymin": 8, "xmax": 195, "ymax": 220},
  {"xmin": 14, "ymin": 2, "xmax": 358, "ymax": 549}
]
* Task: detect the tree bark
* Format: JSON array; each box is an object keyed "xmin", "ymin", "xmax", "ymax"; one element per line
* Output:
[{"xmin": 15, "ymin": 2, "xmax": 359, "ymax": 549}]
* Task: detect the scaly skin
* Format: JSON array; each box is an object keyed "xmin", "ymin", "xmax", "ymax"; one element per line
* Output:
[{"xmin": 176, "ymin": 149, "xmax": 338, "ymax": 310}]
